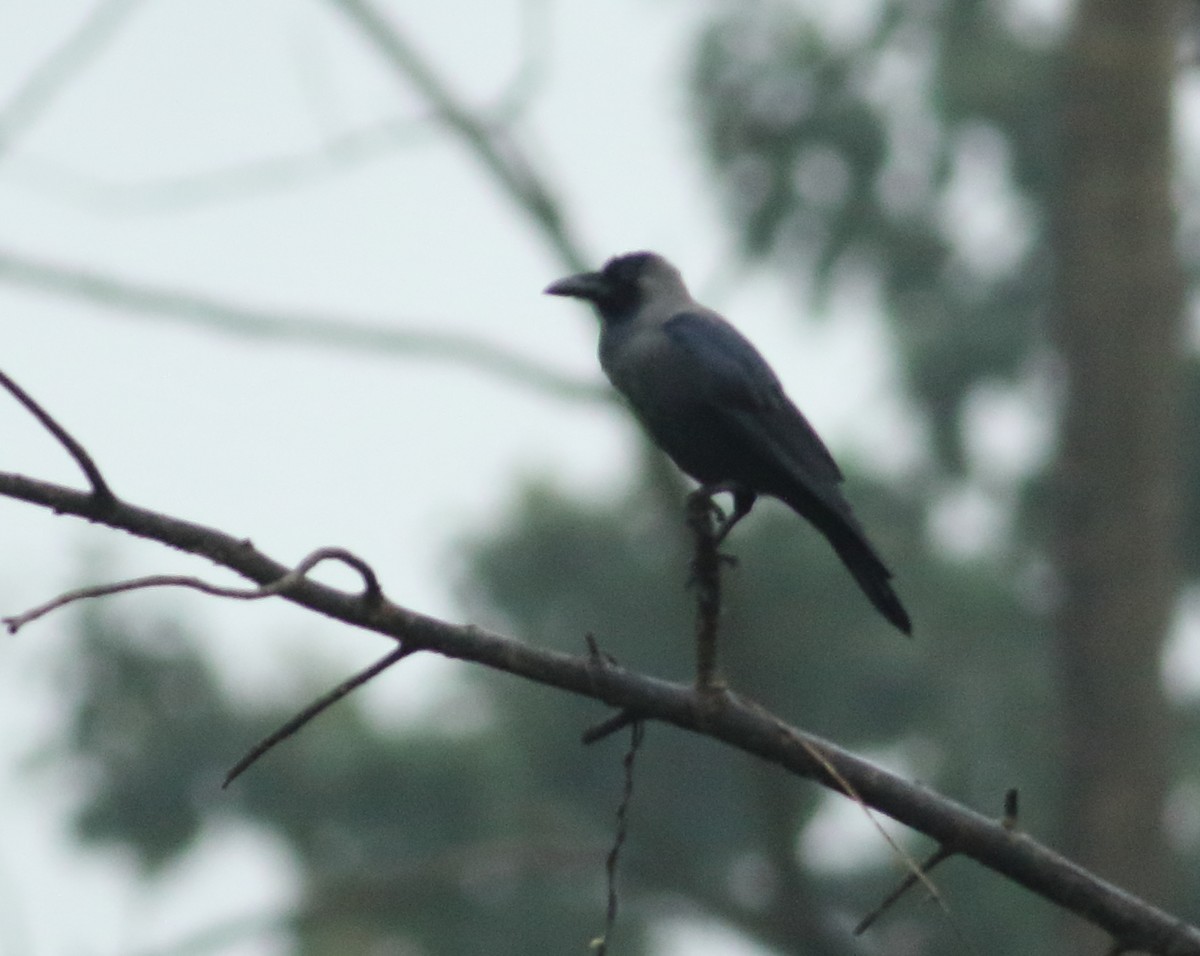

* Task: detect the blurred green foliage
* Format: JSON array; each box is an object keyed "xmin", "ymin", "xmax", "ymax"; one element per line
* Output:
[
  {"xmin": 44, "ymin": 1, "xmax": 1200, "ymax": 954},
  {"xmin": 693, "ymin": 1, "xmax": 1058, "ymax": 471}
]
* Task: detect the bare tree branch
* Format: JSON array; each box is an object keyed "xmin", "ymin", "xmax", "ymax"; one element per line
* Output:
[
  {"xmin": 488, "ymin": 0, "xmax": 553, "ymax": 127},
  {"xmin": 223, "ymin": 641, "xmax": 412, "ymax": 787},
  {"xmin": 0, "ymin": 3, "xmax": 607, "ymax": 421},
  {"xmin": 0, "ymin": 250, "xmax": 610, "ymax": 404},
  {"xmin": 6, "ymin": 115, "xmax": 442, "ymax": 211},
  {"xmin": 593, "ymin": 720, "xmax": 644, "ymax": 956},
  {"xmin": 1, "ymin": 463, "xmax": 1197, "ymax": 955},
  {"xmin": 0, "ymin": 367, "xmax": 113, "ymax": 499},
  {"xmin": 1, "ymin": 371, "xmax": 1194, "ymax": 953},
  {"xmin": 7, "ymin": 1, "xmax": 551, "ymax": 213},
  {"xmin": 327, "ymin": 0, "xmax": 591, "ymax": 272},
  {"xmin": 2, "ymin": 545, "xmax": 380, "ymax": 634},
  {"xmin": 0, "ymin": 0, "xmax": 144, "ymax": 158}
]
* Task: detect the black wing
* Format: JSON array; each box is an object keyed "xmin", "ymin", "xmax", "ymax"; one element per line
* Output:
[{"xmin": 663, "ymin": 311, "xmax": 844, "ymax": 485}]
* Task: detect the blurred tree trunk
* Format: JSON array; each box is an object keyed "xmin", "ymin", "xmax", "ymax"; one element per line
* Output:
[{"xmin": 1054, "ymin": 0, "xmax": 1182, "ymax": 948}]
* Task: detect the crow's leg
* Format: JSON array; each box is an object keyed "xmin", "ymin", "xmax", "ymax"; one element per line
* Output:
[{"xmin": 689, "ymin": 483, "xmax": 757, "ymax": 543}]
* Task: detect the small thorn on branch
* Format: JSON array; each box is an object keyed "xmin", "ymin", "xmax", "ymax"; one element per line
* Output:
[
  {"xmin": 1003, "ymin": 787, "xmax": 1020, "ymax": 830},
  {"xmin": 585, "ymin": 633, "xmax": 618, "ymax": 669}
]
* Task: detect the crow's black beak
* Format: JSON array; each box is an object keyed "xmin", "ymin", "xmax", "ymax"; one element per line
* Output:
[{"xmin": 544, "ymin": 271, "xmax": 608, "ymax": 301}]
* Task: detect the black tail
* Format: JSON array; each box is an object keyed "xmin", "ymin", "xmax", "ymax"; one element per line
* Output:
[
  {"xmin": 784, "ymin": 487, "xmax": 912, "ymax": 635},
  {"xmin": 828, "ymin": 525, "xmax": 912, "ymax": 635}
]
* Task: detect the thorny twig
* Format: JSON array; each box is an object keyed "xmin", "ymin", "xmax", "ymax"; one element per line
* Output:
[{"xmin": 591, "ymin": 720, "xmax": 645, "ymax": 956}]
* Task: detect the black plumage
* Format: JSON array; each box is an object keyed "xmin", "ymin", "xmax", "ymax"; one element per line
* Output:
[{"xmin": 546, "ymin": 251, "xmax": 911, "ymax": 634}]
